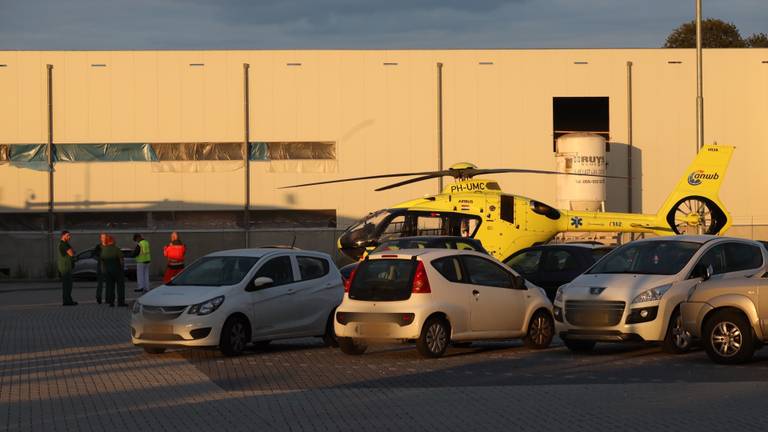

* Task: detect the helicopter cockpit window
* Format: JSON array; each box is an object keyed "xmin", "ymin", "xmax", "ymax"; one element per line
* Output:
[
  {"xmin": 416, "ymin": 213, "xmax": 449, "ymax": 236},
  {"xmin": 457, "ymin": 218, "xmax": 480, "ymax": 238},
  {"xmin": 343, "ymin": 210, "xmax": 393, "ymax": 245},
  {"xmin": 380, "ymin": 215, "xmax": 406, "ymax": 241}
]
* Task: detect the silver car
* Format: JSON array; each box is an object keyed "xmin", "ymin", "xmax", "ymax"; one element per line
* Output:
[
  {"xmin": 555, "ymin": 235, "xmax": 767, "ymax": 353},
  {"xmin": 681, "ymin": 266, "xmax": 768, "ymax": 364},
  {"xmin": 73, "ymin": 247, "xmax": 137, "ymax": 280}
]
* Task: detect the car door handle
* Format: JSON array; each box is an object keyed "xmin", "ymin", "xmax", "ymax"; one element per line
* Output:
[
  {"xmin": 472, "ymin": 290, "xmax": 480, "ymax": 296},
  {"xmin": 287, "ymin": 289, "xmax": 296, "ymax": 295}
]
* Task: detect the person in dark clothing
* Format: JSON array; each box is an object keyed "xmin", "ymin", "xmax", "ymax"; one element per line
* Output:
[
  {"xmin": 58, "ymin": 231, "xmax": 77, "ymax": 306},
  {"xmin": 94, "ymin": 232, "xmax": 107, "ymax": 304},
  {"xmin": 101, "ymin": 235, "xmax": 127, "ymax": 307}
]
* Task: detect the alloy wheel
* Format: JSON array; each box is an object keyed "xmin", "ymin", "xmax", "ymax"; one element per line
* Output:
[
  {"xmin": 530, "ymin": 315, "xmax": 553, "ymax": 346},
  {"xmin": 711, "ymin": 321, "xmax": 742, "ymax": 358},
  {"xmin": 425, "ymin": 322, "xmax": 447, "ymax": 354},
  {"xmin": 230, "ymin": 321, "xmax": 247, "ymax": 353}
]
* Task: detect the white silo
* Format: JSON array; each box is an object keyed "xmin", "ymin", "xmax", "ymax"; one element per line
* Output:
[{"xmin": 555, "ymin": 133, "xmax": 607, "ymax": 212}]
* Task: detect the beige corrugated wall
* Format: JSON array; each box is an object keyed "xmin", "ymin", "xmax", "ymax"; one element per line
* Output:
[{"xmin": 0, "ymin": 49, "xmax": 766, "ymax": 229}]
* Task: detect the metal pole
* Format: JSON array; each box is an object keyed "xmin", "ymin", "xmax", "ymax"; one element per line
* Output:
[
  {"xmin": 626, "ymin": 61, "xmax": 633, "ymax": 214},
  {"xmin": 243, "ymin": 63, "xmax": 251, "ymax": 248},
  {"xmin": 695, "ymin": 0, "xmax": 705, "ymax": 234},
  {"xmin": 437, "ymin": 62, "xmax": 444, "ymax": 193},
  {"xmin": 695, "ymin": 0, "xmax": 704, "ymax": 152},
  {"xmin": 46, "ymin": 64, "xmax": 54, "ymax": 273}
]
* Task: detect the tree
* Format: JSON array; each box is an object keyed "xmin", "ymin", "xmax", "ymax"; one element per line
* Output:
[
  {"xmin": 664, "ymin": 18, "xmax": 746, "ymax": 48},
  {"xmin": 745, "ymin": 32, "xmax": 768, "ymax": 48}
]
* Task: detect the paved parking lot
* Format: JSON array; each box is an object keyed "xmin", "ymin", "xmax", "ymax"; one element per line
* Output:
[{"xmin": 4, "ymin": 282, "xmax": 768, "ymax": 431}]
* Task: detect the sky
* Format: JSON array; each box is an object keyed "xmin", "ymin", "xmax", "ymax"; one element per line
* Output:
[{"xmin": 0, "ymin": 0, "xmax": 766, "ymax": 50}]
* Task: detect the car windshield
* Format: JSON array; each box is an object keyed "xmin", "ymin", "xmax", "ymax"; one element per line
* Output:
[
  {"xmin": 588, "ymin": 241, "xmax": 701, "ymax": 275},
  {"xmin": 168, "ymin": 256, "xmax": 260, "ymax": 286}
]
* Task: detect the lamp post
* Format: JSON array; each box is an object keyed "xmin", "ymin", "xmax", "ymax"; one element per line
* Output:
[{"xmin": 695, "ymin": 0, "xmax": 704, "ymax": 153}]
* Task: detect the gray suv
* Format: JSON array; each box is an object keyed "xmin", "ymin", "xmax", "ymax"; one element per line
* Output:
[{"xmin": 681, "ymin": 244, "xmax": 768, "ymax": 364}]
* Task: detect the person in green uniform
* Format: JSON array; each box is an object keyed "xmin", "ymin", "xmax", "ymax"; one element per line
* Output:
[
  {"xmin": 95, "ymin": 232, "xmax": 107, "ymax": 304},
  {"xmin": 101, "ymin": 234, "xmax": 127, "ymax": 307},
  {"xmin": 58, "ymin": 231, "xmax": 77, "ymax": 306}
]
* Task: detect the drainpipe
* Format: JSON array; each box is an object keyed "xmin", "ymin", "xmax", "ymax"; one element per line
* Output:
[
  {"xmin": 437, "ymin": 62, "xmax": 444, "ymax": 193},
  {"xmin": 243, "ymin": 63, "xmax": 251, "ymax": 248},
  {"xmin": 626, "ymin": 61, "xmax": 633, "ymax": 214},
  {"xmin": 47, "ymin": 64, "xmax": 54, "ymax": 274}
]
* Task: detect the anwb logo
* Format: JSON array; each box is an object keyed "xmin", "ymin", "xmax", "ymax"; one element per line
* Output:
[{"xmin": 688, "ymin": 170, "xmax": 719, "ymax": 186}]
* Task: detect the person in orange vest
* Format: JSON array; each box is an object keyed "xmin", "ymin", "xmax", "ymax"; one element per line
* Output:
[{"xmin": 163, "ymin": 231, "xmax": 186, "ymax": 284}]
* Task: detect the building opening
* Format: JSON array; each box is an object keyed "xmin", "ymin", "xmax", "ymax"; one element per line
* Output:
[{"xmin": 552, "ymin": 97, "xmax": 609, "ymax": 152}]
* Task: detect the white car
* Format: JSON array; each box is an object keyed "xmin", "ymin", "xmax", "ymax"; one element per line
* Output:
[
  {"xmin": 554, "ymin": 235, "xmax": 768, "ymax": 353},
  {"xmin": 334, "ymin": 249, "xmax": 554, "ymax": 358},
  {"xmin": 131, "ymin": 248, "xmax": 344, "ymax": 356}
]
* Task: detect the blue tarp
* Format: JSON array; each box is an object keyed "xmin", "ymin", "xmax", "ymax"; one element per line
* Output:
[
  {"xmin": 249, "ymin": 142, "xmax": 269, "ymax": 161},
  {"xmin": 2, "ymin": 142, "xmax": 333, "ymax": 166},
  {"xmin": 55, "ymin": 143, "xmax": 159, "ymax": 161}
]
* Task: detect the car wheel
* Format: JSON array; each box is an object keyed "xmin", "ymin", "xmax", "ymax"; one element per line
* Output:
[
  {"xmin": 563, "ymin": 338, "xmax": 596, "ymax": 353},
  {"xmin": 703, "ymin": 310, "xmax": 755, "ymax": 364},
  {"xmin": 143, "ymin": 346, "xmax": 166, "ymax": 355},
  {"xmin": 416, "ymin": 317, "xmax": 450, "ymax": 358},
  {"xmin": 338, "ymin": 337, "xmax": 367, "ymax": 355},
  {"xmin": 662, "ymin": 309, "xmax": 693, "ymax": 354},
  {"xmin": 322, "ymin": 313, "xmax": 339, "ymax": 347},
  {"xmin": 523, "ymin": 310, "xmax": 554, "ymax": 349},
  {"xmin": 219, "ymin": 316, "xmax": 251, "ymax": 357}
]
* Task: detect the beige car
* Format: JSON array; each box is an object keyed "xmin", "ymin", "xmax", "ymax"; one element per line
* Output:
[
  {"xmin": 335, "ymin": 249, "xmax": 554, "ymax": 358},
  {"xmin": 681, "ymin": 268, "xmax": 768, "ymax": 364}
]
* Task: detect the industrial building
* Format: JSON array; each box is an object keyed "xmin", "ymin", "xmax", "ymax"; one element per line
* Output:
[{"xmin": 1, "ymin": 48, "xmax": 767, "ymax": 277}]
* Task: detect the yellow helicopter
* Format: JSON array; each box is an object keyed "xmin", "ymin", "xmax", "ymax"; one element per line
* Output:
[{"xmin": 282, "ymin": 144, "xmax": 734, "ymax": 261}]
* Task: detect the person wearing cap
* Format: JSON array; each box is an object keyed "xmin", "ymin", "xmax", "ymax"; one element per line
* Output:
[
  {"xmin": 58, "ymin": 231, "xmax": 77, "ymax": 306},
  {"xmin": 133, "ymin": 233, "xmax": 151, "ymax": 293}
]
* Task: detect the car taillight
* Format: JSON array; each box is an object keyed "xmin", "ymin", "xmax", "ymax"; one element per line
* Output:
[
  {"xmin": 411, "ymin": 261, "xmax": 431, "ymax": 294},
  {"xmin": 344, "ymin": 266, "xmax": 358, "ymax": 293}
]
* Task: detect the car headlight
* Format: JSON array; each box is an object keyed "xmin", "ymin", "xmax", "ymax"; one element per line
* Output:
[
  {"xmin": 555, "ymin": 284, "xmax": 567, "ymax": 303},
  {"xmin": 188, "ymin": 296, "xmax": 225, "ymax": 316},
  {"xmin": 631, "ymin": 284, "xmax": 672, "ymax": 304},
  {"xmin": 132, "ymin": 301, "xmax": 141, "ymax": 314}
]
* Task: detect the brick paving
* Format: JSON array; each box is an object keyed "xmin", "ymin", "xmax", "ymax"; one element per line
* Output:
[{"xmin": 3, "ymin": 282, "xmax": 768, "ymax": 431}]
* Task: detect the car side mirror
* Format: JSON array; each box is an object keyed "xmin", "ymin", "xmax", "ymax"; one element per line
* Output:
[
  {"xmin": 248, "ymin": 276, "xmax": 274, "ymax": 291},
  {"xmin": 693, "ymin": 263, "xmax": 713, "ymax": 281}
]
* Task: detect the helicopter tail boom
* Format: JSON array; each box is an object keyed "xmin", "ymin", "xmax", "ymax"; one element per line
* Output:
[{"xmin": 559, "ymin": 145, "xmax": 733, "ymax": 236}]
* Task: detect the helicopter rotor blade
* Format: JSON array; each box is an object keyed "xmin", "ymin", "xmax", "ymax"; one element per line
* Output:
[
  {"xmin": 279, "ymin": 166, "xmax": 626, "ymax": 190},
  {"xmin": 374, "ymin": 174, "xmax": 442, "ymax": 191},
  {"xmin": 471, "ymin": 168, "xmax": 627, "ymax": 179},
  {"xmin": 278, "ymin": 170, "xmax": 446, "ymax": 189}
]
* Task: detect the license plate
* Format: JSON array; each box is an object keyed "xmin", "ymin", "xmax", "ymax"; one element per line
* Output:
[
  {"xmin": 356, "ymin": 323, "xmax": 391, "ymax": 337},
  {"xmin": 144, "ymin": 324, "xmax": 173, "ymax": 334}
]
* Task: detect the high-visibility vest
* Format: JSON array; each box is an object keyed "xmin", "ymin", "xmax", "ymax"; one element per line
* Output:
[
  {"xmin": 136, "ymin": 239, "xmax": 151, "ymax": 263},
  {"xmin": 164, "ymin": 243, "xmax": 186, "ymax": 263}
]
